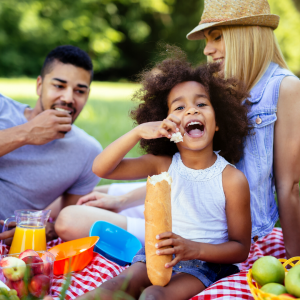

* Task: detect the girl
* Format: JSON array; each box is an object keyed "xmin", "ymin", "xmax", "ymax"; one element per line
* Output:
[{"xmin": 88, "ymin": 54, "xmax": 251, "ymax": 300}]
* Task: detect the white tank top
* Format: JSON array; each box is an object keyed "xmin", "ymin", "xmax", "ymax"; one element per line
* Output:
[{"xmin": 168, "ymin": 152, "xmax": 233, "ymax": 245}]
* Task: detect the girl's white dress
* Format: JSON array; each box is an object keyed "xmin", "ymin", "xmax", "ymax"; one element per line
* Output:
[{"xmin": 169, "ymin": 152, "xmax": 233, "ymax": 244}]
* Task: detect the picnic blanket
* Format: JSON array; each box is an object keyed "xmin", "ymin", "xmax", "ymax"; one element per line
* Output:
[{"xmin": 0, "ymin": 228, "xmax": 286, "ymax": 300}]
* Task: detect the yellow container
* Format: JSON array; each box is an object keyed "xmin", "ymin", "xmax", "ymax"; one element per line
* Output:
[{"xmin": 247, "ymin": 256, "xmax": 300, "ymax": 300}]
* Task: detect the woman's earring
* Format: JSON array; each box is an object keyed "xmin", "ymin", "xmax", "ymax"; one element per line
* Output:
[{"xmin": 216, "ymin": 126, "xmax": 219, "ymax": 131}]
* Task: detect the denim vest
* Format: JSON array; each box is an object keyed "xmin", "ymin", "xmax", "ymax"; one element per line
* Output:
[{"xmin": 236, "ymin": 62, "xmax": 297, "ymax": 242}]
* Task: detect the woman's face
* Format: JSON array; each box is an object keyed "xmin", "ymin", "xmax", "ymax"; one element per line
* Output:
[{"xmin": 203, "ymin": 28, "xmax": 225, "ymax": 71}]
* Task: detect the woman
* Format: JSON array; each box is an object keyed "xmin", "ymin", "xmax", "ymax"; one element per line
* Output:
[
  {"xmin": 56, "ymin": 0, "xmax": 300, "ymax": 262},
  {"xmin": 186, "ymin": 0, "xmax": 300, "ymax": 260}
]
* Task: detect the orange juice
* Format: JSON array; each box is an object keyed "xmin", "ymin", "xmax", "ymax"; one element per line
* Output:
[{"xmin": 9, "ymin": 225, "xmax": 47, "ymax": 254}]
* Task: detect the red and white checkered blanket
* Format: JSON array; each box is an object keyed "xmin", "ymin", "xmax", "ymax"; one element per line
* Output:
[{"xmin": 0, "ymin": 228, "xmax": 286, "ymax": 300}]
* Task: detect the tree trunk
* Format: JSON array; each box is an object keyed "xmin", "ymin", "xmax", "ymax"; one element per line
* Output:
[{"xmin": 292, "ymin": 0, "xmax": 300, "ymax": 11}]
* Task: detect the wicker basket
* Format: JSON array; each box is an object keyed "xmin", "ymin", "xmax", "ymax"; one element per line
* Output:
[{"xmin": 247, "ymin": 256, "xmax": 300, "ymax": 300}]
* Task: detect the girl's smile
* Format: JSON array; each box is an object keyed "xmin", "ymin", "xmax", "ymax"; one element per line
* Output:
[
  {"xmin": 167, "ymin": 81, "xmax": 218, "ymax": 152},
  {"xmin": 184, "ymin": 120, "xmax": 205, "ymax": 138}
]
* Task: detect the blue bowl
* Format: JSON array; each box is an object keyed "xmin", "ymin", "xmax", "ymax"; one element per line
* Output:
[{"xmin": 89, "ymin": 221, "xmax": 142, "ymax": 266}]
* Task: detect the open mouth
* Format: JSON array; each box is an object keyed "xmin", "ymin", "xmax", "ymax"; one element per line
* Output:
[{"xmin": 185, "ymin": 121, "xmax": 205, "ymax": 138}]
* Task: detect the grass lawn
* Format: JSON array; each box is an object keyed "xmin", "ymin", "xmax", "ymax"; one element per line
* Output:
[{"xmin": 0, "ymin": 78, "xmax": 145, "ymax": 186}]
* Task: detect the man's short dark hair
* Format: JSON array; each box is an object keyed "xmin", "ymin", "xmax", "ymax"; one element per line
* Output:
[{"xmin": 41, "ymin": 45, "xmax": 93, "ymax": 81}]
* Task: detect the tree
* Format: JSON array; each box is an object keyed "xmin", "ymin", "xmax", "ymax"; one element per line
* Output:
[
  {"xmin": 292, "ymin": 0, "xmax": 300, "ymax": 11},
  {"xmin": 0, "ymin": 0, "xmax": 204, "ymax": 80}
]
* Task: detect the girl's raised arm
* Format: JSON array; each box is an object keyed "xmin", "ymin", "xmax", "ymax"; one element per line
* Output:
[{"xmin": 92, "ymin": 116, "xmax": 180, "ymax": 180}]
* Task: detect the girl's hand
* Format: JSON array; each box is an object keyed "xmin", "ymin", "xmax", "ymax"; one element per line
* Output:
[
  {"xmin": 137, "ymin": 114, "xmax": 181, "ymax": 140},
  {"xmin": 155, "ymin": 232, "xmax": 198, "ymax": 268}
]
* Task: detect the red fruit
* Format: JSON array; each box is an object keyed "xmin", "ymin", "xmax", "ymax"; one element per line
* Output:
[
  {"xmin": 19, "ymin": 250, "xmax": 39, "ymax": 260},
  {"xmin": 28, "ymin": 274, "xmax": 50, "ymax": 297},
  {"xmin": 12, "ymin": 280, "xmax": 29, "ymax": 298},
  {"xmin": 281, "ymin": 294, "xmax": 297, "ymax": 298},
  {"xmin": 42, "ymin": 260, "xmax": 51, "ymax": 277},
  {"xmin": 22, "ymin": 256, "xmax": 44, "ymax": 276},
  {"xmin": 0, "ymin": 257, "xmax": 26, "ymax": 281},
  {"xmin": 6, "ymin": 280, "xmax": 14, "ymax": 289},
  {"xmin": 41, "ymin": 253, "xmax": 52, "ymax": 277}
]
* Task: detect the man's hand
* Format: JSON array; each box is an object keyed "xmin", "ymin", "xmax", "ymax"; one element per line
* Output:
[
  {"xmin": 155, "ymin": 232, "xmax": 198, "ymax": 268},
  {"xmin": 46, "ymin": 222, "xmax": 58, "ymax": 242},
  {"xmin": 77, "ymin": 192, "xmax": 124, "ymax": 213},
  {"xmin": 25, "ymin": 109, "xmax": 72, "ymax": 145},
  {"xmin": 0, "ymin": 220, "xmax": 16, "ymax": 245}
]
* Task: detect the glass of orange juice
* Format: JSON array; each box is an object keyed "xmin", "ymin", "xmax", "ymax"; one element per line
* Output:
[{"xmin": 3, "ymin": 209, "xmax": 51, "ymax": 254}]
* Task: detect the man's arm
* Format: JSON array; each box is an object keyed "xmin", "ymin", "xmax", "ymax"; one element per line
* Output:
[
  {"xmin": 274, "ymin": 76, "xmax": 300, "ymax": 258},
  {"xmin": 0, "ymin": 109, "xmax": 71, "ymax": 157}
]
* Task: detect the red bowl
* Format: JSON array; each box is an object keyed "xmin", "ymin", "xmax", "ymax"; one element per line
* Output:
[{"xmin": 48, "ymin": 236, "xmax": 99, "ymax": 275}]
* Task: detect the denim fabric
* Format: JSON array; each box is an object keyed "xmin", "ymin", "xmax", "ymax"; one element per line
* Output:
[
  {"xmin": 132, "ymin": 247, "xmax": 239, "ymax": 287},
  {"xmin": 236, "ymin": 62, "xmax": 298, "ymax": 241}
]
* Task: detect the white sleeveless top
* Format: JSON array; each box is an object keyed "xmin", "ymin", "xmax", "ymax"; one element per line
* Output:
[{"xmin": 168, "ymin": 152, "xmax": 233, "ymax": 244}]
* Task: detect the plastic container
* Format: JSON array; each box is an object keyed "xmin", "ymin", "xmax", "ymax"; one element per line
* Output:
[
  {"xmin": 89, "ymin": 221, "xmax": 142, "ymax": 266},
  {"xmin": 0, "ymin": 250, "xmax": 55, "ymax": 299},
  {"xmin": 247, "ymin": 256, "xmax": 300, "ymax": 300},
  {"xmin": 48, "ymin": 236, "xmax": 99, "ymax": 275}
]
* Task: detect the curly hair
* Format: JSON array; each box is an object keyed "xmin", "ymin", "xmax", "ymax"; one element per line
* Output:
[{"xmin": 130, "ymin": 47, "xmax": 251, "ymax": 164}]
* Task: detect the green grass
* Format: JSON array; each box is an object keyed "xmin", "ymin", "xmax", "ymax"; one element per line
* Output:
[{"xmin": 0, "ymin": 78, "xmax": 146, "ymax": 185}]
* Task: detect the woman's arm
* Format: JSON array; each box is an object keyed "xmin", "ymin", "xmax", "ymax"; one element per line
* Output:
[
  {"xmin": 155, "ymin": 166, "xmax": 251, "ymax": 266},
  {"xmin": 76, "ymin": 185, "xmax": 147, "ymax": 212},
  {"xmin": 92, "ymin": 116, "xmax": 180, "ymax": 180},
  {"xmin": 274, "ymin": 76, "xmax": 300, "ymax": 258}
]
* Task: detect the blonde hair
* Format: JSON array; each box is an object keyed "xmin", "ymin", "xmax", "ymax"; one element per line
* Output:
[{"xmin": 216, "ymin": 26, "xmax": 288, "ymax": 92}]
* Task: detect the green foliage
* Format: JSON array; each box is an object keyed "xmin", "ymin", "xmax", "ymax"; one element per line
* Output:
[
  {"xmin": 269, "ymin": 0, "xmax": 300, "ymax": 75},
  {"xmin": 0, "ymin": 0, "xmax": 204, "ymax": 80}
]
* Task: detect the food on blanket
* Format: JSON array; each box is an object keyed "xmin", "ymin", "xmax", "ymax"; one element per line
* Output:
[
  {"xmin": 22, "ymin": 256, "xmax": 44, "ymax": 276},
  {"xmin": 11, "ymin": 280, "xmax": 28, "ymax": 298},
  {"xmin": 281, "ymin": 294, "xmax": 297, "ymax": 298},
  {"xmin": 252, "ymin": 256, "xmax": 285, "ymax": 286},
  {"xmin": 260, "ymin": 282, "xmax": 287, "ymax": 295},
  {"xmin": 41, "ymin": 253, "xmax": 52, "ymax": 277},
  {"xmin": 0, "ymin": 258, "xmax": 26, "ymax": 281},
  {"xmin": 28, "ymin": 274, "xmax": 50, "ymax": 298},
  {"xmin": 144, "ymin": 172, "xmax": 172, "ymax": 286},
  {"xmin": 18, "ymin": 249, "xmax": 39, "ymax": 260},
  {"xmin": 285, "ymin": 265, "xmax": 300, "ymax": 298},
  {"xmin": 0, "ymin": 287, "xmax": 19, "ymax": 300},
  {"xmin": 170, "ymin": 132, "xmax": 183, "ymax": 143}
]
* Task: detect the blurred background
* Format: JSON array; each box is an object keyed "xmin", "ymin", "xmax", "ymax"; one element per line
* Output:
[{"xmin": 1, "ymin": 0, "xmax": 300, "ymax": 185}]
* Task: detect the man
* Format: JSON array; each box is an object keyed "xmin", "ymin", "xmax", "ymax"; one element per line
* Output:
[{"xmin": 0, "ymin": 45, "xmax": 102, "ymax": 242}]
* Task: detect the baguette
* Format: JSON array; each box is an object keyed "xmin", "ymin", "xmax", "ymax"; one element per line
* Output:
[{"xmin": 144, "ymin": 172, "xmax": 172, "ymax": 286}]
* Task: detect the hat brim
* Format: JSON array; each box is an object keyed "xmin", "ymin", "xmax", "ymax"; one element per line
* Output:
[{"xmin": 186, "ymin": 14, "xmax": 280, "ymax": 40}]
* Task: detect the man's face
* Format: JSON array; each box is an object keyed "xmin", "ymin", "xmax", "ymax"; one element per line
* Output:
[{"xmin": 36, "ymin": 61, "xmax": 91, "ymax": 123}]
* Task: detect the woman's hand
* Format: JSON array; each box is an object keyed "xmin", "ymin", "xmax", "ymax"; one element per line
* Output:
[
  {"xmin": 155, "ymin": 232, "xmax": 199, "ymax": 268},
  {"xmin": 77, "ymin": 191, "xmax": 123, "ymax": 212},
  {"xmin": 137, "ymin": 114, "xmax": 181, "ymax": 140}
]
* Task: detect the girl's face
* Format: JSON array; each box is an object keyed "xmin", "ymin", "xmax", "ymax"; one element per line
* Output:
[
  {"xmin": 203, "ymin": 27, "xmax": 225, "ymax": 71},
  {"xmin": 167, "ymin": 81, "xmax": 218, "ymax": 152}
]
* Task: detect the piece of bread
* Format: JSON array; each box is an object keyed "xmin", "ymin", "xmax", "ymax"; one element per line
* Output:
[
  {"xmin": 144, "ymin": 172, "xmax": 172, "ymax": 286},
  {"xmin": 170, "ymin": 132, "xmax": 183, "ymax": 143}
]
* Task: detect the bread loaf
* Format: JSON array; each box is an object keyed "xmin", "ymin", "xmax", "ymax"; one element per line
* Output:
[{"xmin": 144, "ymin": 172, "xmax": 172, "ymax": 286}]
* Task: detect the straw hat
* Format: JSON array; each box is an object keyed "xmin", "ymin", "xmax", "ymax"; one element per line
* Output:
[{"xmin": 187, "ymin": 0, "xmax": 279, "ymax": 40}]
